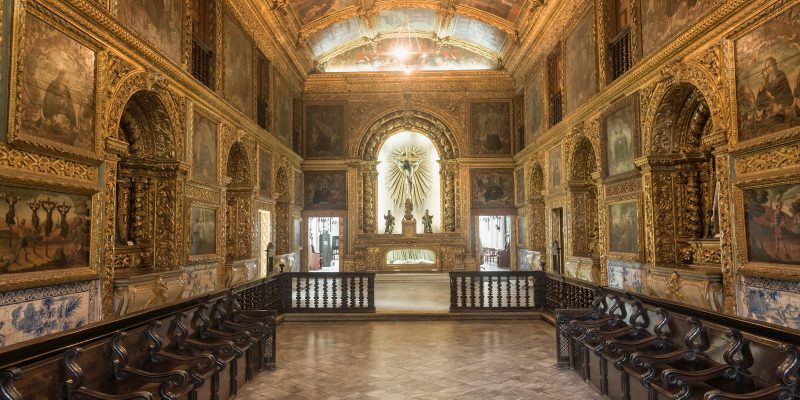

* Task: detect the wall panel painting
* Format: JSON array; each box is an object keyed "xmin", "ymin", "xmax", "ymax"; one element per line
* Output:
[
  {"xmin": 744, "ymin": 183, "xmax": 800, "ymax": 265},
  {"xmin": 609, "ymin": 201, "xmax": 639, "ymax": 254},
  {"xmin": 192, "ymin": 112, "xmax": 218, "ymax": 185},
  {"xmin": 451, "ymin": 16, "xmax": 507, "ymax": 53},
  {"xmin": 273, "ymin": 72, "xmax": 293, "ymax": 146},
  {"xmin": 289, "ymin": 0, "xmax": 356, "ymax": 25},
  {"xmin": 470, "ymin": 101, "xmax": 511, "ymax": 156},
  {"xmin": 470, "ymin": 169, "xmax": 515, "ymax": 210},
  {"xmin": 323, "ymin": 38, "xmax": 494, "ymax": 72},
  {"xmin": 258, "ymin": 149, "xmax": 272, "ymax": 198},
  {"xmin": 641, "ymin": 0, "xmax": 717, "ymax": 55},
  {"xmin": 515, "ymin": 168, "xmax": 525, "ymax": 205},
  {"xmin": 377, "ymin": 8, "xmax": 437, "ymax": 33},
  {"xmin": 17, "ymin": 14, "xmax": 96, "ymax": 152},
  {"xmin": 224, "ymin": 15, "xmax": 253, "ymax": 118},
  {"xmin": 549, "ymin": 146, "xmax": 562, "ymax": 192},
  {"xmin": 525, "ymin": 69, "xmax": 545, "ymax": 145},
  {"xmin": 305, "ymin": 103, "xmax": 346, "ymax": 159},
  {"xmin": 308, "ymin": 17, "xmax": 361, "ymax": 57},
  {"xmin": 117, "ymin": 0, "xmax": 182, "ymax": 63},
  {"xmin": 565, "ymin": 7, "xmax": 597, "ymax": 114},
  {"xmin": 603, "ymin": 99, "xmax": 638, "ymax": 178},
  {"xmin": 189, "ymin": 206, "xmax": 216, "ymax": 256},
  {"xmin": 0, "ymin": 185, "xmax": 91, "ymax": 275},
  {"xmin": 735, "ymin": 4, "xmax": 800, "ymax": 142},
  {"xmin": 304, "ymin": 171, "xmax": 347, "ymax": 211}
]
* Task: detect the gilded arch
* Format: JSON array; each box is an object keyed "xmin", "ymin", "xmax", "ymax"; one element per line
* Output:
[{"xmin": 356, "ymin": 109, "xmax": 462, "ymax": 161}]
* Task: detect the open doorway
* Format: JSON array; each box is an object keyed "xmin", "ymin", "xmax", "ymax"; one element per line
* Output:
[
  {"xmin": 307, "ymin": 217, "xmax": 340, "ymax": 272},
  {"xmin": 478, "ymin": 215, "xmax": 512, "ymax": 271}
]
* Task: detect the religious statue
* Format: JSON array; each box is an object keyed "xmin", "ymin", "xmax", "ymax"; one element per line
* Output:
[
  {"xmin": 384, "ymin": 210, "xmax": 395, "ymax": 234},
  {"xmin": 403, "ymin": 198, "xmax": 414, "ymax": 221},
  {"xmin": 422, "ymin": 209, "xmax": 433, "ymax": 233}
]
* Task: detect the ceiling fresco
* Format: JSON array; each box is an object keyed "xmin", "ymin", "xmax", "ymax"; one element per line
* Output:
[
  {"xmin": 322, "ymin": 37, "xmax": 496, "ymax": 72},
  {"xmin": 284, "ymin": 0, "xmax": 530, "ymax": 72}
]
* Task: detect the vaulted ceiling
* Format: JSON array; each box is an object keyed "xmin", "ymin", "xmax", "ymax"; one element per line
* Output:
[{"xmin": 261, "ymin": 0, "xmax": 538, "ymax": 73}]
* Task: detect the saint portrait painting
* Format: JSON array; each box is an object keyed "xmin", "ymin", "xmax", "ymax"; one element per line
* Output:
[
  {"xmin": 471, "ymin": 169, "xmax": 515, "ymax": 210},
  {"xmin": 189, "ymin": 207, "xmax": 216, "ymax": 256},
  {"xmin": 609, "ymin": 202, "xmax": 639, "ymax": 254},
  {"xmin": 744, "ymin": 183, "xmax": 800, "ymax": 265},
  {"xmin": 192, "ymin": 113, "xmax": 218, "ymax": 185},
  {"xmin": 117, "ymin": 0, "xmax": 182, "ymax": 63},
  {"xmin": 304, "ymin": 171, "xmax": 347, "ymax": 211},
  {"xmin": 604, "ymin": 100, "xmax": 638, "ymax": 178},
  {"xmin": 305, "ymin": 104, "xmax": 346, "ymax": 158},
  {"xmin": 735, "ymin": 3, "xmax": 800, "ymax": 142},
  {"xmin": 19, "ymin": 15, "xmax": 96, "ymax": 151},
  {"xmin": 471, "ymin": 102, "xmax": 512, "ymax": 156}
]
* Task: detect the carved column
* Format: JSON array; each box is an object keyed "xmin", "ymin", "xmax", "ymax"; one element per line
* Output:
[
  {"xmin": 360, "ymin": 161, "xmax": 378, "ymax": 233},
  {"xmin": 101, "ymin": 149, "xmax": 121, "ymax": 319},
  {"xmin": 638, "ymin": 156, "xmax": 679, "ymax": 266},
  {"xmin": 594, "ymin": 172, "xmax": 608, "ymax": 285},
  {"xmin": 153, "ymin": 162, "xmax": 187, "ymax": 271},
  {"xmin": 440, "ymin": 159, "xmax": 459, "ymax": 232},
  {"xmin": 568, "ymin": 181, "xmax": 598, "ymax": 258},
  {"xmin": 713, "ymin": 146, "xmax": 736, "ymax": 315}
]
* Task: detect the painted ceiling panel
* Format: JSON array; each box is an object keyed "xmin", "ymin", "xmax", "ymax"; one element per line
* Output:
[
  {"xmin": 460, "ymin": 0, "xmax": 526, "ymax": 21},
  {"xmin": 451, "ymin": 15, "xmax": 507, "ymax": 53},
  {"xmin": 322, "ymin": 37, "xmax": 495, "ymax": 72},
  {"xmin": 289, "ymin": 0, "xmax": 357, "ymax": 25},
  {"xmin": 377, "ymin": 8, "xmax": 438, "ymax": 33},
  {"xmin": 309, "ymin": 17, "xmax": 364, "ymax": 56}
]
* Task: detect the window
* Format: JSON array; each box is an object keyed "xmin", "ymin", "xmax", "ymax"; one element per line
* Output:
[
  {"xmin": 608, "ymin": 0, "xmax": 632, "ymax": 81},
  {"xmin": 256, "ymin": 52, "xmax": 271, "ymax": 130},
  {"xmin": 192, "ymin": 0, "xmax": 215, "ymax": 88},
  {"xmin": 547, "ymin": 49, "xmax": 563, "ymax": 126}
]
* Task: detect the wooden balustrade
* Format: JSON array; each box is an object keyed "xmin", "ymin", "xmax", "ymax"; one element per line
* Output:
[
  {"xmin": 449, "ymin": 271, "xmax": 546, "ymax": 312},
  {"xmin": 280, "ymin": 272, "xmax": 376, "ymax": 313},
  {"xmin": 609, "ymin": 27, "xmax": 632, "ymax": 81}
]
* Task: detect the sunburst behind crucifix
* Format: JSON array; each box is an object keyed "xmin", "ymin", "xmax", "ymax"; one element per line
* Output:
[{"xmin": 386, "ymin": 145, "xmax": 432, "ymax": 209}]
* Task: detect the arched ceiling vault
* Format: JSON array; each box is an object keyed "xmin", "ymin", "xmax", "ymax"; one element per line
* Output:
[{"xmin": 282, "ymin": 0, "xmax": 532, "ymax": 72}]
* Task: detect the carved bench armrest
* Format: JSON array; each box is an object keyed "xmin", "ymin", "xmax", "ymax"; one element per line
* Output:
[
  {"xmin": 606, "ymin": 336, "xmax": 664, "ymax": 353},
  {"xmin": 154, "ymin": 350, "xmax": 216, "ymax": 372},
  {"xmin": 70, "ymin": 387, "xmax": 154, "ymax": 400},
  {"xmin": 184, "ymin": 337, "xmax": 239, "ymax": 358},
  {"xmin": 571, "ymin": 317, "xmax": 612, "ymax": 330},
  {"xmin": 662, "ymin": 364, "xmax": 730, "ymax": 385},
  {"xmin": 118, "ymin": 366, "xmax": 188, "ymax": 385},
  {"xmin": 203, "ymin": 327, "xmax": 253, "ymax": 349},
  {"xmin": 704, "ymin": 385, "xmax": 794, "ymax": 400},
  {"xmin": 631, "ymin": 348, "xmax": 695, "ymax": 367},
  {"xmin": 217, "ymin": 319, "xmax": 265, "ymax": 334},
  {"xmin": 585, "ymin": 326, "xmax": 634, "ymax": 342},
  {"xmin": 555, "ymin": 308, "xmax": 598, "ymax": 321},
  {"xmin": 234, "ymin": 313, "xmax": 275, "ymax": 327}
]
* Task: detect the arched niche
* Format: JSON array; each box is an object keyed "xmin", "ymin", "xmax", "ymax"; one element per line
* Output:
[
  {"xmin": 224, "ymin": 142, "xmax": 255, "ymax": 263},
  {"xmin": 114, "ymin": 89, "xmax": 184, "ymax": 272},
  {"xmin": 645, "ymin": 82, "xmax": 718, "ymax": 266},
  {"xmin": 528, "ymin": 162, "xmax": 546, "ymax": 252},
  {"xmin": 356, "ymin": 109, "xmax": 461, "ymax": 233},
  {"xmin": 568, "ymin": 137, "xmax": 599, "ymax": 258}
]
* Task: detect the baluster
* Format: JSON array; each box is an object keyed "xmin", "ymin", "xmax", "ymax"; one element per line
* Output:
[
  {"xmin": 322, "ymin": 275, "xmax": 328, "ymax": 309},
  {"xmin": 350, "ymin": 276, "xmax": 356, "ymax": 307},
  {"xmin": 305, "ymin": 276, "xmax": 311, "ymax": 308},
  {"xmin": 488, "ymin": 276, "xmax": 494, "ymax": 308},
  {"xmin": 450, "ymin": 275, "xmax": 457, "ymax": 309},
  {"xmin": 367, "ymin": 275, "xmax": 375, "ymax": 309},
  {"xmin": 332, "ymin": 277, "xmax": 338, "ymax": 308},
  {"xmin": 295, "ymin": 276, "xmax": 301, "ymax": 309},
  {"xmin": 313, "ymin": 276, "xmax": 319, "ymax": 309},
  {"xmin": 358, "ymin": 276, "xmax": 365, "ymax": 308},
  {"xmin": 506, "ymin": 276, "xmax": 511, "ymax": 308},
  {"xmin": 461, "ymin": 275, "xmax": 467, "ymax": 308},
  {"xmin": 341, "ymin": 276, "xmax": 348, "ymax": 309},
  {"xmin": 479, "ymin": 276, "xmax": 485, "ymax": 308},
  {"xmin": 469, "ymin": 275, "xmax": 476, "ymax": 308},
  {"xmin": 515, "ymin": 276, "xmax": 521, "ymax": 307}
]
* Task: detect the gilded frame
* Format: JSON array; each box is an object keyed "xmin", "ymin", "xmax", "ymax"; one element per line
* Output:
[
  {"xmin": 186, "ymin": 200, "xmax": 221, "ymax": 263},
  {"xmin": 733, "ymin": 172, "xmax": 800, "ymax": 282},
  {"xmin": 188, "ymin": 105, "xmax": 221, "ymax": 187},
  {"xmin": 605, "ymin": 194, "xmax": 644, "ymax": 261},
  {"xmin": 0, "ymin": 176, "xmax": 101, "ymax": 291},
  {"xmin": 6, "ymin": 0, "xmax": 103, "ymax": 162},
  {"xmin": 726, "ymin": 0, "xmax": 800, "ymax": 149},
  {"xmin": 601, "ymin": 93, "xmax": 641, "ymax": 183}
]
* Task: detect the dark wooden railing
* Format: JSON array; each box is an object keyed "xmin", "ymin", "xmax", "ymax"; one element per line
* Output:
[
  {"xmin": 609, "ymin": 27, "xmax": 632, "ymax": 81},
  {"xmin": 449, "ymin": 271, "xmax": 546, "ymax": 312},
  {"xmin": 282, "ymin": 272, "xmax": 375, "ymax": 313},
  {"xmin": 542, "ymin": 272, "xmax": 597, "ymax": 313},
  {"xmin": 549, "ymin": 92, "xmax": 563, "ymax": 126}
]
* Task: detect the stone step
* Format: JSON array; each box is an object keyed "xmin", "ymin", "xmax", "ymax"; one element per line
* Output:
[{"xmin": 281, "ymin": 311, "xmax": 542, "ymax": 322}]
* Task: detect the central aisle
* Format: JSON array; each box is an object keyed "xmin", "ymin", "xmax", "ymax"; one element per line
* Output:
[{"xmin": 239, "ymin": 321, "xmax": 602, "ymax": 400}]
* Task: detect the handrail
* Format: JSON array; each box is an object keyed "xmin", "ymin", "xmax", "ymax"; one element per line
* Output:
[{"xmin": 449, "ymin": 271, "xmax": 544, "ymax": 312}]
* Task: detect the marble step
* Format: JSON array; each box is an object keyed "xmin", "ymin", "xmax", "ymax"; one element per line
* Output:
[{"xmin": 281, "ymin": 311, "xmax": 542, "ymax": 322}]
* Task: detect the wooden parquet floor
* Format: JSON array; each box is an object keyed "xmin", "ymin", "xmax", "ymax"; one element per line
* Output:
[{"xmin": 239, "ymin": 321, "xmax": 603, "ymax": 399}]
